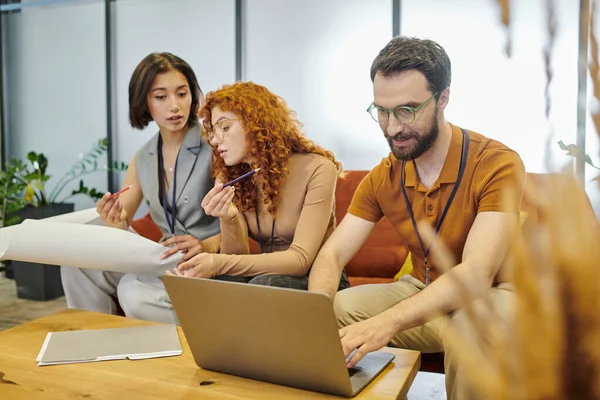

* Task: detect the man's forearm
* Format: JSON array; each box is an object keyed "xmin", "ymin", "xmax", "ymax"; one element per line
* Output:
[
  {"xmin": 383, "ymin": 261, "xmax": 493, "ymax": 332},
  {"xmin": 308, "ymin": 252, "xmax": 343, "ymax": 299}
]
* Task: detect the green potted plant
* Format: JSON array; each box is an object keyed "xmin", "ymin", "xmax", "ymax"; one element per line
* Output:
[
  {"xmin": 0, "ymin": 159, "xmax": 28, "ymax": 229},
  {"xmin": 1, "ymin": 138, "xmax": 127, "ymax": 300},
  {"xmin": 0, "ymin": 158, "xmax": 29, "ymax": 282}
]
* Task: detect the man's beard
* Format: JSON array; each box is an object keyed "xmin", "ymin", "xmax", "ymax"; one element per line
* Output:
[{"xmin": 386, "ymin": 110, "xmax": 439, "ymax": 161}]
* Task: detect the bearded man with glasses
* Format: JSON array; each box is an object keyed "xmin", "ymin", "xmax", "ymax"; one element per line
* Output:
[{"xmin": 308, "ymin": 36, "xmax": 525, "ymax": 400}]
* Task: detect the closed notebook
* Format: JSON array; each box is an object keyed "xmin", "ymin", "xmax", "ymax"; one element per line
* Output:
[{"xmin": 36, "ymin": 325, "xmax": 182, "ymax": 366}]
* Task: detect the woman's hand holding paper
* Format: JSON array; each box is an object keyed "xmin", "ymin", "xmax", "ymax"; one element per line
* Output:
[
  {"xmin": 161, "ymin": 235, "xmax": 204, "ymax": 263},
  {"xmin": 165, "ymin": 252, "xmax": 216, "ymax": 278}
]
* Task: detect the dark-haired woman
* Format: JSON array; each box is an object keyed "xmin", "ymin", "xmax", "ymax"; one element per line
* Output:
[{"xmin": 61, "ymin": 52, "xmax": 219, "ymax": 323}]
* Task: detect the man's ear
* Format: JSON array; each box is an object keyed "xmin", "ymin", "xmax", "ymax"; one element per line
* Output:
[{"xmin": 437, "ymin": 88, "xmax": 450, "ymax": 111}]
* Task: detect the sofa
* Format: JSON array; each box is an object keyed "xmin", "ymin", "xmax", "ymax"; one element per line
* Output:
[
  {"xmin": 130, "ymin": 170, "xmax": 411, "ymax": 281},
  {"xmin": 130, "ymin": 170, "xmax": 436, "ymax": 369},
  {"xmin": 130, "ymin": 170, "xmax": 591, "ymax": 374}
]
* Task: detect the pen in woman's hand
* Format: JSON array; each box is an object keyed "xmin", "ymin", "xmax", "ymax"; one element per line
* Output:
[
  {"xmin": 222, "ymin": 168, "xmax": 261, "ymax": 188},
  {"xmin": 110, "ymin": 184, "xmax": 134, "ymax": 199}
]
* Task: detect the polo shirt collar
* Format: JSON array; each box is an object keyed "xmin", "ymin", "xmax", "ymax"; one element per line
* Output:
[
  {"xmin": 403, "ymin": 123, "xmax": 464, "ymax": 188},
  {"xmin": 438, "ymin": 123, "xmax": 464, "ymax": 184}
]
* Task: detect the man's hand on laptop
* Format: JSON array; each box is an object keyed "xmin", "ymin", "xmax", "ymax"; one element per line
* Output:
[
  {"xmin": 340, "ymin": 313, "xmax": 397, "ymax": 368},
  {"xmin": 165, "ymin": 253, "xmax": 215, "ymax": 279}
]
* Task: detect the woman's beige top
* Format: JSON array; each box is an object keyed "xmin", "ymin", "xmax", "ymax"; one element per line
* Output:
[{"xmin": 212, "ymin": 153, "xmax": 338, "ymax": 277}]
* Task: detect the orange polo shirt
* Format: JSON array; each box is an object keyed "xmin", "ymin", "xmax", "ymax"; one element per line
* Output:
[{"xmin": 348, "ymin": 123, "xmax": 525, "ymax": 283}]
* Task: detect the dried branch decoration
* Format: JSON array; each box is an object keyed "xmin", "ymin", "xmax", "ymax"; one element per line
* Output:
[
  {"xmin": 543, "ymin": 0, "xmax": 558, "ymax": 171},
  {"xmin": 496, "ymin": 0, "xmax": 512, "ymax": 57},
  {"xmin": 589, "ymin": 0, "xmax": 600, "ymax": 181},
  {"xmin": 442, "ymin": 2, "xmax": 600, "ymax": 399}
]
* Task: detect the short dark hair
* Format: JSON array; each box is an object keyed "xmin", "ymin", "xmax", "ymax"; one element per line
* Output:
[
  {"xmin": 370, "ymin": 36, "xmax": 451, "ymax": 95},
  {"xmin": 128, "ymin": 52, "xmax": 202, "ymax": 129}
]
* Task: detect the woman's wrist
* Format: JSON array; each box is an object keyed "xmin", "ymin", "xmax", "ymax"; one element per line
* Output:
[
  {"xmin": 105, "ymin": 220, "xmax": 129, "ymax": 230},
  {"xmin": 200, "ymin": 235, "xmax": 221, "ymax": 254},
  {"xmin": 211, "ymin": 254, "xmax": 219, "ymax": 277},
  {"xmin": 221, "ymin": 208, "xmax": 239, "ymax": 223}
]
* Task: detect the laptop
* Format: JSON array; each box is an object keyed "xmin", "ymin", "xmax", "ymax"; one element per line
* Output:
[{"xmin": 162, "ymin": 275, "xmax": 395, "ymax": 397}]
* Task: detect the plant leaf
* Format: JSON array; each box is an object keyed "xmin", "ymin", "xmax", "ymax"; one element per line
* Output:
[{"xmin": 4, "ymin": 215, "xmax": 21, "ymax": 226}]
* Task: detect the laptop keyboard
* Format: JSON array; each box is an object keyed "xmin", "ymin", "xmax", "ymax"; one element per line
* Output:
[{"xmin": 348, "ymin": 366, "xmax": 363, "ymax": 377}]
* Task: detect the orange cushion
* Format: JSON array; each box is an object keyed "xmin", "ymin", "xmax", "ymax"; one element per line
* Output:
[
  {"xmin": 348, "ymin": 276, "xmax": 395, "ymax": 286},
  {"xmin": 130, "ymin": 213, "xmax": 163, "ymax": 243},
  {"xmin": 336, "ymin": 171, "xmax": 408, "ymax": 280}
]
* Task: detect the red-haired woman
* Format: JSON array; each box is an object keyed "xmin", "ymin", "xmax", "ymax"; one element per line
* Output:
[{"xmin": 168, "ymin": 81, "xmax": 350, "ymax": 291}]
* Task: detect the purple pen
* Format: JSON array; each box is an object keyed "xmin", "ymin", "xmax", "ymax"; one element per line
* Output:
[{"xmin": 222, "ymin": 168, "xmax": 261, "ymax": 188}]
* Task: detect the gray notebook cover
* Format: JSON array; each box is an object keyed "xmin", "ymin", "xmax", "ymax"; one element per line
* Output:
[{"xmin": 36, "ymin": 325, "xmax": 182, "ymax": 366}]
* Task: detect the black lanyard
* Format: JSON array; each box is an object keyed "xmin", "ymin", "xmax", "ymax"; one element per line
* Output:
[
  {"xmin": 400, "ymin": 128, "xmax": 470, "ymax": 285},
  {"xmin": 158, "ymin": 136, "xmax": 179, "ymax": 236},
  {"xmin": 255, "ymin": 212, "xmax": 275, "ymax": 254}
]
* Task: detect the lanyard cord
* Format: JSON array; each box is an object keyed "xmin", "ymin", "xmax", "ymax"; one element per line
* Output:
[
  {"xmin": 399, "ymin": 129, "xmax": 470, "ymax": 285},
  {"xmin": 255, "ymin": 211, "xmax": 275, "ymax": 254},
  {"xmin": 158, "ymin": 136, "xmax": 178, "ymax": 236}
]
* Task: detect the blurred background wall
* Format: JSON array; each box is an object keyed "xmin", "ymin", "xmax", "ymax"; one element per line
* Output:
[{"xmin": 0, "ymin": 0, "xmax": 598, "ymax": 217}]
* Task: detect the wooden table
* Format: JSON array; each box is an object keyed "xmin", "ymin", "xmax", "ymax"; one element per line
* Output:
[{"xmin": 0, "ymin": 309, "xmax": 420, "ymax": 399}]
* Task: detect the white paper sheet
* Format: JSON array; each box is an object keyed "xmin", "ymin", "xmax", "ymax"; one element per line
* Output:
[{"xmin": 0, "ymin": 209, "xmax": 181, "ymax": 275}]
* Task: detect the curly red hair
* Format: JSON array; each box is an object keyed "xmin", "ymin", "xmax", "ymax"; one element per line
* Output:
[{"xmin": 199, "ymin": 81, "xmax": 344, "ymax": 216}]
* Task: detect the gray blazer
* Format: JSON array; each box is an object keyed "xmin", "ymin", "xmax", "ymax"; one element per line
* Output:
[{"xmin": 135, "ymin": 124, "xmax": 220, "ymax": 242}]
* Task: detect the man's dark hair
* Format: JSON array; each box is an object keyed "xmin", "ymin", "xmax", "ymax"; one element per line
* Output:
[
  {"xmin": 370, "ymin": 36, "xmax": 451, "ymax": 95},
  {"xmin": 129, "ymin": 52, "xmax": 202, "ymax": 129}
]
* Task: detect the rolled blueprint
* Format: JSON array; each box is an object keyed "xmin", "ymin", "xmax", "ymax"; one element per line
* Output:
[
  {"xmin": 0, "ymin": 213, "xmax": 181, "ymax": 276},
  {"xmin": 40, "ymin": 207, "xmax": 102, "ymax": 224}
]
